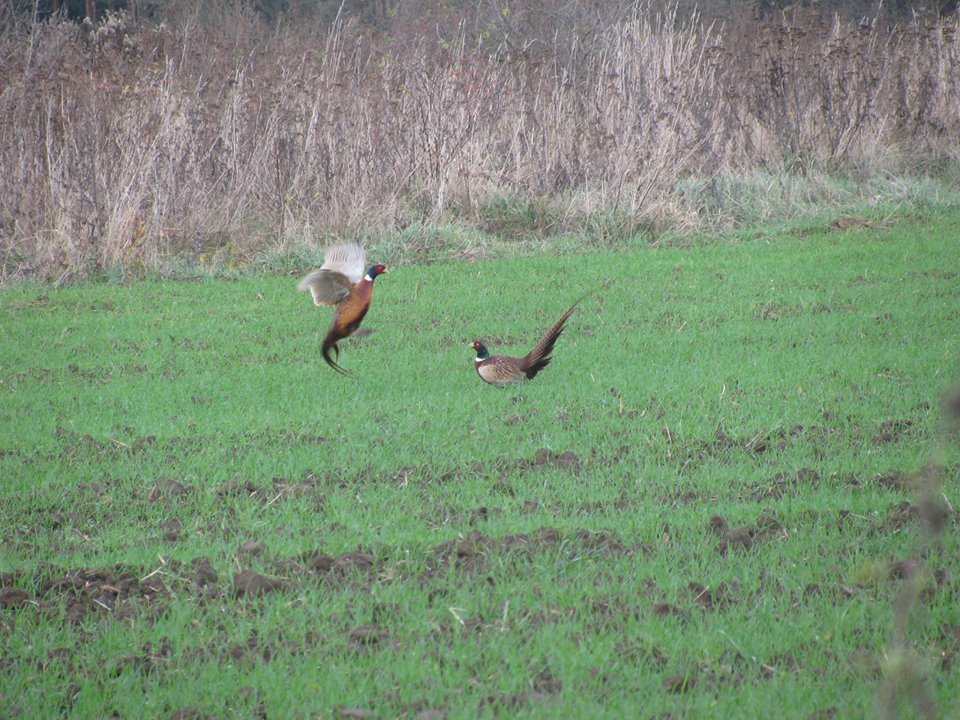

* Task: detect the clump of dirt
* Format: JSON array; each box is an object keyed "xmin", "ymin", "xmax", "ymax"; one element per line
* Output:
[
  {"xmin": 808, "ymin": 707, "xmax": 838, "ymax": 720},
  {"xmin": 708, "ymin": 511, "xmax": 783, "ymax": 555},
  {"xmin": 708, "ymin": 515, "xmax": 729, "ymax": 535},
  {"xmin": 54, "ymin": 426, "xmax": 129, "ymax": 462},
  {"xmin": 239, "ymin": 540, "xmax": 267, "ymax": 556},
  {"xmin": 652, "ymin": 602, "xmax": 688, "ymax": 620},
  {"xmin": 659, "ymin": 423, "xmax": 818, "ymax": 470},
  {"xmin": 0, "ymin": 544, "xmax": 376, "ymax": 629},
  {"xmin": 468, "ymin": 506, "xmax": 497, "ymax": 524},
  {"xmin": 348, "ymin": 624, "xmax": 390, "ymax": 649},
  {"xmin": 478, "ymin": 663, "xmax": 563, "ymax": 709},
  {"xmin": 694, "ymin": 649, "xmax": 770, "ymax": 690},
  {"xmin": 159, "ymin": 519, "xmax": 183, "ymax": 542},
  {"xmin": 215, "ymin": 475, "xmax": 318, "ymax": 504},
  {"xmin": 754, "ymin": 510, "xmax": 784, "ymax": 538},
  {"xmin": 872, "ymin": 472, "xmax": 908, "ymax": 490},
  {"xmin": 713, "ymin": 424, "xmax": 735, "ymax": 446},
  {"xmin": 218, "ymin": 479, "xmax": 261, "ymax": 497},
  {"xmin": 148, "ymin": 477, "xmax": 188, "ymax": 501},
  {"xmin": 657, "ymin": 488, "xmax": 719, "ymax": 507},
  {"xmin": 574, "ymin": 528, "xmax": 627, "ymax": 553},
  {"xmin": 190, "ymin": 558, "xmax": 219, "ymax": 589},
  {"xmin": 112, "ymin": 638, "xmax": 173, "ymax": 676},
  {"xmin": 717, "ymin": 527, "xmax": 753, "ymax": 555},
  {"xmin": 232, "ymin": 570, "xmax": 285, "ymax": 597},
  {"xmin": 795, "ymin": 468, "xmax": 820, "ymax": 484},
  {"xmin": 270, "ymin": 550, "xmax": 378, "ymax": 584},
  {"xmin": 810, "ymin": 301, "xmax": 859, "ymax": 315},
  {"xmin": 878, "ymin": 501, "xmax": 921, "ymax": 532},
  {"xmin": 872, "ymin": 418, "xmax": 913, "ymax": 445},
  {"xmin": 304, "ymin": 457, "xmax": 490, "ymax": 488},
  {"xmin": 412, "ymin": 709, "xmax": 446, "ymax": 720},
  {"xmin": 169, "ymin": 707, "xmax": 215, "ymax": 720},
  {"xmin": 225, "ymin": 632, "xmax": 275, "ymax": 664},
  {"xmin": 28, "ymin": 566, "xmax": 170, "ymax": 624},
  {"xmin": 741, "ymin": 468, "xmax": 822, "ymax": 501},
  {"xmin": 531, "ymin": 448, "xmax": 581, "ymax": 471},
  {"xmin": 532, "ymin": 665, "xmax": 562, "ymax": 694},
  {"xmin": 335, "ymin": 709, "xmax": 375, "ymax": 719},
  {"xmin": 127, "ymin": 434, "xmax": 157, "ymax": 454},
  {"xmin": 424, "ymin": 526, "xmax": 633, "ymax": 577},
  {"xmin": 484, "ymin": 448, "xmax": 583, "ymax": 481},
  {"xmin": 886, "ymin": 559, "xmax": 923, "ymax": 580},
  {"xmin": 426, "ymin": 530, "xmax": 495, "ymax": 575},
  {"xmin": 662, "ymin": 672, "xmax": 697, "ymax": 693},
  {"xmin": 615, "ymin": 639, "xmax": 668, "ymax": 668},
  {"xmin": 65, "ymin": 363, "xmax": 114, "ymax": 385},
  {"xmin": 0, "ymin": 587, "xmax": 33, "ymax": 608},
  {"xmin": 753, "ymin": 302, "xmax": 801, "ymax": 321},
  {"xmin": 308, "ymin": 449, "xmax": 583, "ymax": 490},
  {"xmin": 744, "ymin": 433, "xmax": 771, "ymax": 453}
]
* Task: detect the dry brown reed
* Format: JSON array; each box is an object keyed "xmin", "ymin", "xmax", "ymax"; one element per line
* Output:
[{"xmin": 0, "ymin": 3, "xmax": 958, "ymax": 279}]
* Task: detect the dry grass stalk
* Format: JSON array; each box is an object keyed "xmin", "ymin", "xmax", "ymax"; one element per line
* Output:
[{"xmin": 0, "ymin": 5, "xmax": 958, "ymax": 279}]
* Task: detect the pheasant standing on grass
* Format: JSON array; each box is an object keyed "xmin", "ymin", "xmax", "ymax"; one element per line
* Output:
[
  {"xmin": 471, "ymin": 300, "xmax": 580, "ymax": 386},
  {"xmin": 297, "ymin": 243, "xmax": 386, "ymax": 376}
]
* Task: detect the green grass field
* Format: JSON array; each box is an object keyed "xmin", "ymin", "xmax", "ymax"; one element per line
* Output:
[{"xmin": 1, "ymin": 212, "xmax": 958, "ymax": 719}]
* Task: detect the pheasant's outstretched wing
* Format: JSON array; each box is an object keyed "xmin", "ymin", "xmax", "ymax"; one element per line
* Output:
[
  {"xmin": 297, "ymin": 243, "xmax": 367, "ymax": 306},
  {"xmin": 297, "ymin": 269, "xmax": 353, "ymax": 306},
  {"xmin": 321, "ymin": 243, "xmax": 366, "ymax": 285}
]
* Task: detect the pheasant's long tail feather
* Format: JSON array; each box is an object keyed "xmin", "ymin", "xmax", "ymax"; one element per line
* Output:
[
  {"xmin": 522, "ymin": 299, "xmax": 580, "ymax": 378},
  {"xmin": 321, "ymin": 339, "xmax": 353, "ymax": 377}
]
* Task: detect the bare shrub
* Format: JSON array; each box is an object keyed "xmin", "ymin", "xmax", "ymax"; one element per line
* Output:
[
  {"xmin": 0, "ymin": 3, "xmax": 958, "ymax": 279},
  {"xmin": 725, "ymin": 6, "xmax": 960, "ymax": 171}
]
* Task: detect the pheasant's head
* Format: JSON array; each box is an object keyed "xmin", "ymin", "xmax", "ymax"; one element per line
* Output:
[
  {"xmin": 471, "ymin": 340, "xmax": 490, "ymax": 360},
  {"xmin": 365, "ymin": 264, "xmax": 387, "ymax": 281}
]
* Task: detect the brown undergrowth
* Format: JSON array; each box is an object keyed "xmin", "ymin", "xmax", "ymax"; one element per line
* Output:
[{"xmin": 1, "ymin": 4, "xmax": 958, "ymax": 279}]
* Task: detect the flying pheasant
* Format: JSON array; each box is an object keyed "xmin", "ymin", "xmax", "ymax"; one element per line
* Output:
[
  {"xmin": 471, "ymin": 300, "xmax": 580, "ymax": 385},
  {"xmin": 298, "ymin": 243, "xmax": 386, "ymax": 376}
]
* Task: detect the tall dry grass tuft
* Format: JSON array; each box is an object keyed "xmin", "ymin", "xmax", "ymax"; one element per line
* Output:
[
  {"xmin": 726, "ymin": 6, "xmax": 960, "ymax": 171},
  {"xmin": 0, "ymin": 4, "xmax": 958, "ymax": 279}
]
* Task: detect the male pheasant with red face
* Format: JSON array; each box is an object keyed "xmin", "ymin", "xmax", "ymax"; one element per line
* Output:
[
  {"xmin": 298, "ymin": 243, "xmax": 386, "ymax": 376},
  {"xmin": 471, "ymin": 300, "xmax": 580, "ymax": 385}
]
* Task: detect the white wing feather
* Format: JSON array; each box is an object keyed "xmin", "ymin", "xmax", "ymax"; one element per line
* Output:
[
  {"xmin": 321, "ymin": 242, "xmax": 366, "ymax": 284},
  {"xmin": 296, "ymin": 243, "xmax": 366, "ymax": 306}
]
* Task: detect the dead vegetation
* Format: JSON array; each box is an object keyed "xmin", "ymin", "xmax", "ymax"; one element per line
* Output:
[{"xmin": 1, "ymin": 3, "xmax": 958, "ymax": 279}]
